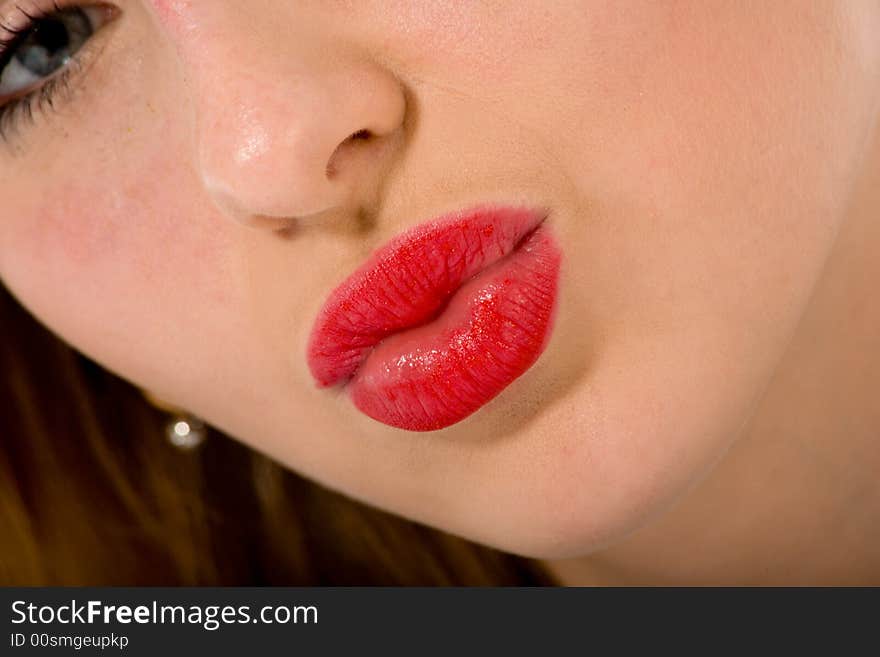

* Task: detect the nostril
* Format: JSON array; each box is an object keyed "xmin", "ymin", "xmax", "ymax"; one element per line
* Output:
[
  {"xmin": 348, "ymin": 129, "xmax": 372, "ymax": 141},
  {"xmin": 326, "ymin": 129, "xmax": 375, "ymax": 178}
]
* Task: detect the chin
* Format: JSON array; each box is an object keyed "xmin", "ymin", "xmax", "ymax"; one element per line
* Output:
[{"xmin": 441, "ymin": 384, "xmax": 744, "ymax": 561}]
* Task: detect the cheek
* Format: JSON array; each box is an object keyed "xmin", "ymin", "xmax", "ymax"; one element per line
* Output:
[
  {"xmin": 584, "ymin": 2, "xmax": 873, "ymax": 384},
  {"xmin": 0, "ymin": 144, "xmax": 238, "ymax": 389},
  {"xmin": 558, "ymin": 1, "xmax": 871, "ymax": 364}
]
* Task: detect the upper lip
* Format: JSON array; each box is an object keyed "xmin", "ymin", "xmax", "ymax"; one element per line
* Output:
[{"xmin": 306, "ymin": 204, "xmax": 548, "ymax": 387}]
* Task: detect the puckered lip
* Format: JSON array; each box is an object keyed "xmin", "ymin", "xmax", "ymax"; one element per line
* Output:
[{"xmin": 306, "ymin": 204, "xmax": 549, "ymax": 388}]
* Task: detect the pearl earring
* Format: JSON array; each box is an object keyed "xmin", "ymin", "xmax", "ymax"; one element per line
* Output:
[
  {"xmin": 140, "ymin": 390, "xmax": 208, "ymax": 451},
  {"xmin": 165, "ymin": 414, "xmax": 207, "ymax": 450}
]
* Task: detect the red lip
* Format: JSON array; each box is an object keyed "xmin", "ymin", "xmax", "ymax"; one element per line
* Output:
[{"xmin": 306, "ymin": 205, "xmax": 562, "ymax": 431}]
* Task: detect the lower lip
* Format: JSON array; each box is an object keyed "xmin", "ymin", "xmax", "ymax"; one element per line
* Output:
[{"xmin": 307, "ymin": 206, "xmax": 562, "ymax": 431}]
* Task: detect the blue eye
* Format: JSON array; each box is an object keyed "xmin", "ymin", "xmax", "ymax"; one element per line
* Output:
[
  {"xmin": 0, "ymin": 3, "xmax": 116, "ymax": 141},
  {"xmin": 0, "ymin": 6, "xmax": 100, "ymax": 95}
]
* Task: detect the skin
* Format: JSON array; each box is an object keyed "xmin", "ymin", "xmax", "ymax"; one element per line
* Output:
[{"xmin": 0, "ymin": 0, "xmax": 878, "ymax": 583}]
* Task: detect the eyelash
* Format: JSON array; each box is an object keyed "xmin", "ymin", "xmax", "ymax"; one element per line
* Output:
[{"xmin": 0, "ymin": 0, "xmax": 93, "ymax": 142}]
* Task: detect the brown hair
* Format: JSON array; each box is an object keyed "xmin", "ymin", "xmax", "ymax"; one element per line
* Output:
[{"xmin": 0, "ymin": 284, "xmax": 554, "ymax": 585}]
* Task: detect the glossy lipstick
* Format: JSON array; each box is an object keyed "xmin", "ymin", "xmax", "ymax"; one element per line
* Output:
[{"xmin": 307, "ymin": 205, "xmax": 562, "ymax": 431}]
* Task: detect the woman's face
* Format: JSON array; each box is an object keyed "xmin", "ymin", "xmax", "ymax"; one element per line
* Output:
[{"xmin": 1, "ymin": 0, "xmax": 877, "ymax": 557}]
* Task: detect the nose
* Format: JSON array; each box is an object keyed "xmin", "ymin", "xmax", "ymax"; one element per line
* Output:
[{"xmin": 175, "ymin": 7, "xmax": 407, "ymax": 226}]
